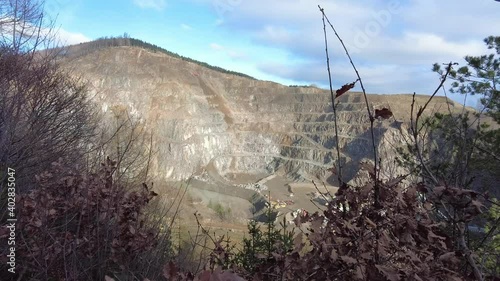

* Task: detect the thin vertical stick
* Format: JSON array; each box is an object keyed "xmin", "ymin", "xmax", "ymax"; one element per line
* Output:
[
  {"xmin": 319, "ymin": 6, "xmax": 379, "ymax": 206},
  {"xmin": 320, "ymin": 7, "xmax": 343, "ymax": 185}
]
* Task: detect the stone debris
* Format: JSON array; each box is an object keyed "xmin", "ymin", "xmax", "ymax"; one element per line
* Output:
[{"xmin": 231, "ymin": 182, "xmax": 268, "ymax": 192}]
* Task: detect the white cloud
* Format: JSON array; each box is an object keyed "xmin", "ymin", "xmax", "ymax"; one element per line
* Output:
[
  {"xmin": 0, "ymin": 17, "xmax": 89, "ymax": 48},
  {"xmin": 400, "ymin": 0, "xmax": 500, "ymax": 39},
  {"xmin": 209, "ymin": 43, "xmax": 246, "ymax": 59},
  {"xmin": 132, "ymin": 0, "xmax": 166, "ymax": 10},
  {"xmin": 227, "ymin": 51, "xmax": 245, "ymax": 59},
  {"xmin": 255, "ymin": 25, "xmax": 293, "ymax": 45},
  {"xmin": 201, "ymin": 0, "xmax": 500, "ymax": 98},
  {"xmin": 181, "ymin": 23, "xmax": 193, "ymax": 30},
  {"xmin": 210, "ymin": 43, "xmax": 224, "ymax": 51},
  {"xmin": 214, "ymin": 18, "xmax": 224, "ymax": 26},
  {"xmin": 349, "ymin": 32, "xmax": 488, "ymax": 65},
  {"xmin": 54, "ymin": 28, "xmax": 90, "ymax": 45}
]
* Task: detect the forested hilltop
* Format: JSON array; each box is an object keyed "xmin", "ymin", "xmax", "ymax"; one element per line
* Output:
[{"xmin": 59, "ymin": 35, "xmax": 255, "ymax": 80}]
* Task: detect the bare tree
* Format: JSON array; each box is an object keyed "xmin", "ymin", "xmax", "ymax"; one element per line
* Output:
[
  {"xmin": 84, "ymin": 105, "xmax": 158, "ymax": 188},
  {"xmin": 0, "ymin": 0, "xmax": 97, "ymax": 192},
  {"xmin": 0, "ymin": 0, "xmax": 55, "ymax": 52}
]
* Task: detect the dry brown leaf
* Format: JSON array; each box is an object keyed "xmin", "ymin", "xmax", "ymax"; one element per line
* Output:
[
  {"xmin": 360, "ymin": 252, "xmax": 372, "ymax": 260},
  {"xmin": 374, "ymin": 108, "xmax": 393, "ymax": 119},
  {"xmin": 470, "ymin": 200, "xmax": 484, "ymax": 213},
  {"xmin": 439, "ymin": 252, "xmax": 460, "ymax": 264},
  {"xmin": 330, "ymin": 248, "xmax": 338, "ymax": 261},
  {"xmin": 129, "ymin": 225, "xmax": 136, "ymax": 235},
  {"xmin": 411, "ymin": 273, "xmax": 424, "ymax": 281},
  {"xmin": 336, "ymin": 81, "xmax": 356, "ymax": 98},
  {"xmin": 293, "ymin": 232, "xmax": 304, "ymax": 253},
  {"xmin": 433, "ymin": 186, "xmax": 447, "ymax": 197},
  {"xmin": 354, "ymin": 265, "xmax": 365, "ymax": 280},
  {"xmin": 375, "ymin": 264, "xmax": 400, "ymax": 281},
  {"xmin": 310, "ymin": 216, "xmax": 323, "ymax": 233},
  {"xmin": 340, "ymin": 255, "xmax": 357, "ymax": 265},
  {"xmin": 428, "ymin": 230, "xmax": 445, "ymax": 242}
]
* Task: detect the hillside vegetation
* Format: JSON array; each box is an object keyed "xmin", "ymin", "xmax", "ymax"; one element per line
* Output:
[{"xmin": 60, "ymin": 35, "xmax": 255, "ymax": 80}]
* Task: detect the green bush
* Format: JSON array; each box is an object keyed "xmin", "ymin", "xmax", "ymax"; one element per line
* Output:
[
  {"xmin": 210, "ymin": 206, "xmax": 294, "ymax": 276},
  {"xmin": 208, "ymin": 200, "xmax": 232, "ymax": 221}
]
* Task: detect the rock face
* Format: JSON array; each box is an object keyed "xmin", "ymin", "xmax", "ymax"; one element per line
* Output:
[{"xmin": 61, "ymin": 45, "xmax": 469, "ymax": 184}]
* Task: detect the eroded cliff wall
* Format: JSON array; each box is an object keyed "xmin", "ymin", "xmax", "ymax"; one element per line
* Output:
[{"xmin": 62, "ymin": 46, "xmax": 467, "ymax": 184}]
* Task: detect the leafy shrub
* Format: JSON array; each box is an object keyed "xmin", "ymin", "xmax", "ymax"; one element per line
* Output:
[
  {"xmin": 0, "ymin": 158, "xmax": 170, "ymax": 281},
  {"xmin": 164, "ymin": 163, "xmax": 489, "ymax": 281}
]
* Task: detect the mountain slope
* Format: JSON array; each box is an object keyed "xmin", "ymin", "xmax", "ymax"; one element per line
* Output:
[{"xmin": 60, "ymin": 40, "xmax": 471, "ymax": 184}]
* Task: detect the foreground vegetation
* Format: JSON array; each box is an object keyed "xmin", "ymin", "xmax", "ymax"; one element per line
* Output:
[{"xmin": 0, "ymin": 1, "xmax": 498, "ymax": 280}]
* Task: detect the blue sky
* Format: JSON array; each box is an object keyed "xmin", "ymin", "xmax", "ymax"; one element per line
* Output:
[{"xmin": 44, "ymin": 0, "xmax": 500, "ymax": 106}]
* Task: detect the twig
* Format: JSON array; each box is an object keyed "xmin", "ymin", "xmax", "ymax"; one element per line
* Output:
[
  {"xmin": 474, "ymin": 144, "xmax": 500, "ymax": 162},
  {"xmin": 410, "ymin": 62, "xmax": 485, "ymax": 280},
  {"xmin": 309, "ymin": 198, "xmax": 325, "ymax": 212},
  {"xmin": 318, "ymin": 5, "xmax": 380, "ymax": 207},
  {"xmin": 476, "ymin": 215, "xmax": 500, "ymax": 248},
  {"xmin": 168, "ymin": 178, "xmax": 191, "ymax": 229},
  {"xmin": 410, "ymin": 92, "xmax": 438, "ymax": 185},
  {"xmin": 418, "ymin": 62, "xmax": 455, "ymax": 118},
  {"xmin": 458, "ymin": 223, "xmax": 484, "ymax": 281},
  {"xmin": 410, "ymin": 61, "xmax": 456, "ymax": 186},
  {"xmin": 312, "ymin": 180, "xmax": 332, "ymax": 203},
  {"xmin": 319, "ymin": 6, "xmax": 343, "ymax": 184}
]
